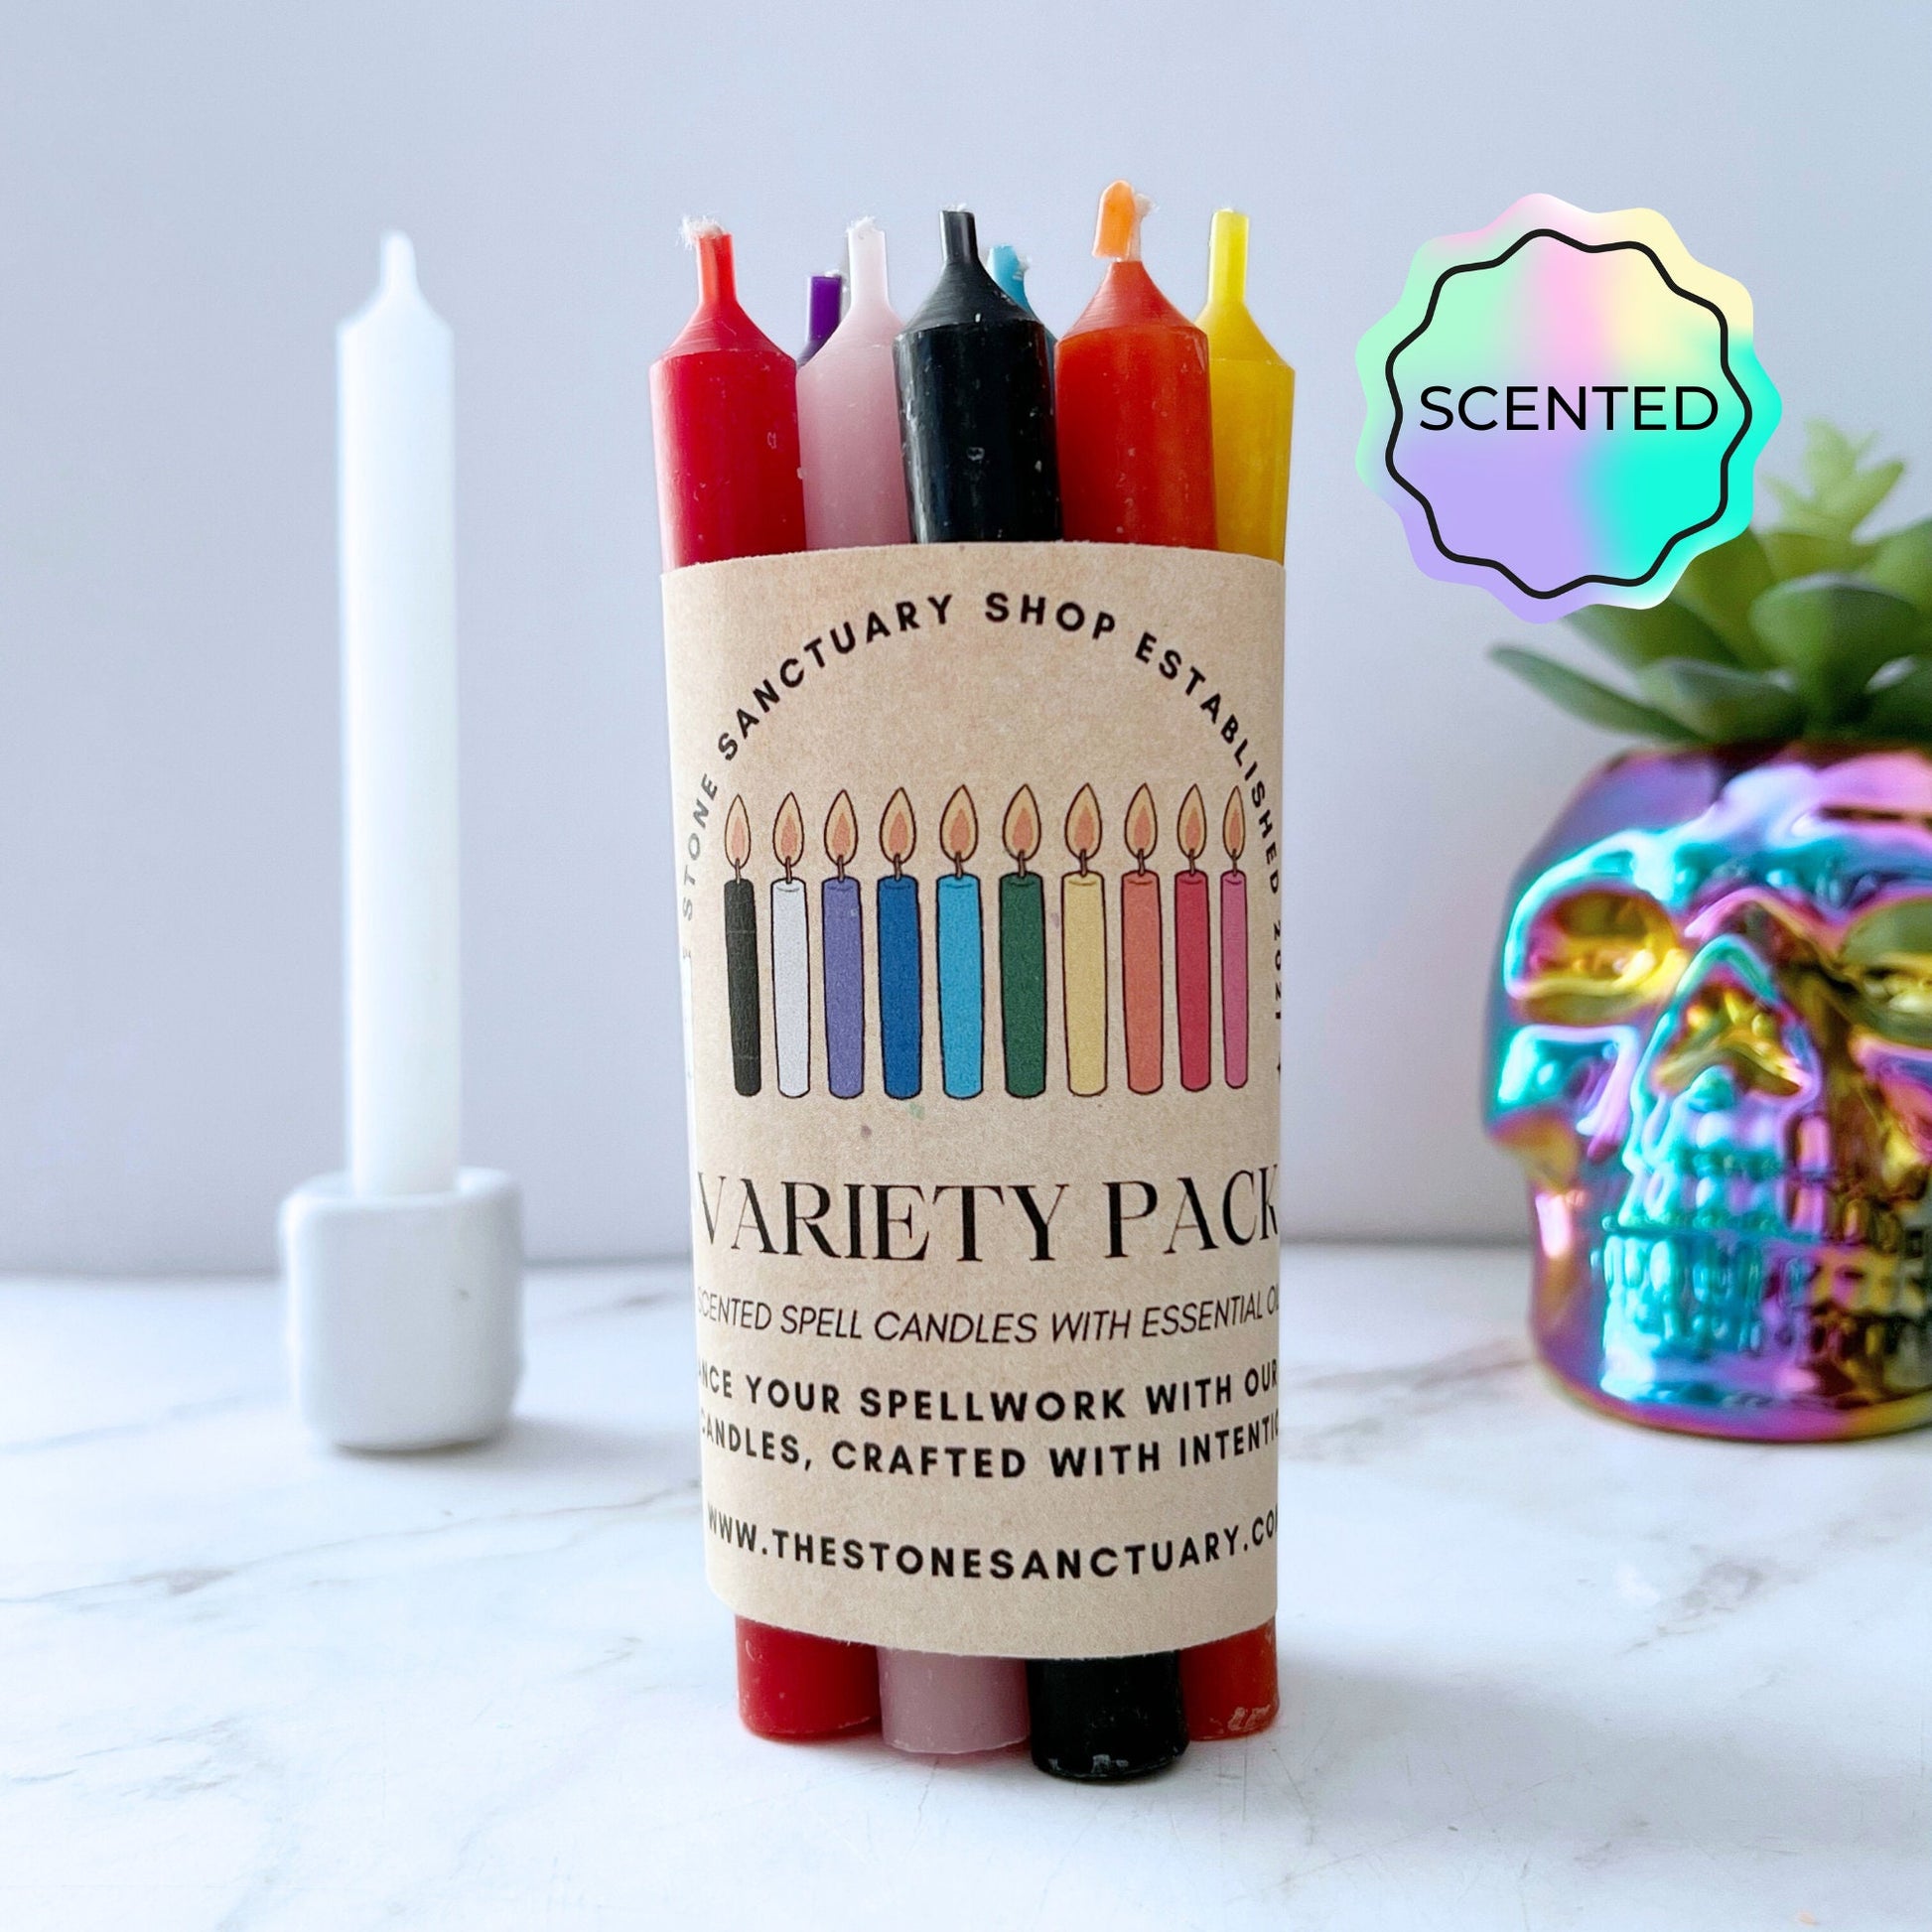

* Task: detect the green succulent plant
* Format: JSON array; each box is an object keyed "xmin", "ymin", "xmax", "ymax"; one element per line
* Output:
[{"xmin": 1494, "ymin": 422, "xmax": 1932, "ymax": 747}]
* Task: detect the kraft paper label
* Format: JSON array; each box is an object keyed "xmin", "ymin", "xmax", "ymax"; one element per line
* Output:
[{"xmin": 662, "ymin": 541, "xmax": 1283, "ymax": 1656}]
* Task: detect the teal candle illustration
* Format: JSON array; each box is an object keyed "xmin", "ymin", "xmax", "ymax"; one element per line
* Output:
[
  {"xmin": 877, "ymin": 787, "xmax": 923, "ymax": 1099},
  {"xmin": 936, "ymin": 786, "xmax": 984, "ymax": 1100},
  {"xmin": 998, "ymin": 784, "xmax": 1047, "ymax": 1098}
]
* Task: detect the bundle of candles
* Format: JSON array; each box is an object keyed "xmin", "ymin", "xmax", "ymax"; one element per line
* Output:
[{"xmin": 652, "ymin": 182, "xmax": 1294, "ymax": 1780}]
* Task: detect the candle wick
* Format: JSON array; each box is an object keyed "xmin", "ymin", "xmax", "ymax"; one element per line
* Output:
[
  {"xmin": 1077, "ymin": 853, "xmax": 1089, "ymax": 876},
  {"xmin": 1014, "ymin": 852, "xmax": 1029, "ymax": 877},
  {"xmin": 833, "ymin": 857, "xmax": 845, "ymax": 881},
  {"xmin": 893, "ymin": 857, "xmax": 902, "ymax": 880},
  {"xmin": 952, "ymin": 855, "xmax": 964, "ymax": 879}
]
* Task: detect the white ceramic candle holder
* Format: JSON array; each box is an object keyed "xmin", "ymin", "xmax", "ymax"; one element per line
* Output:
[{"xmin": 281, "ymin": 1168, "xmax": 523, "ymax": 1450}]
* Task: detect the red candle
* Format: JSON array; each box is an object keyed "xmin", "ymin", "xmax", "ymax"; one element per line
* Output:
[
  {"xmin": 1174, "ymin": 785, "xmax": 1212, "ymax": 1091},
  {"xmin": 1055, "ymin": 182, "xmax": 1215, "ymax": 548},
  {"xmin": 651, "ymin": 223, "xmax": 878, "ymax": 1743},
  {"xmin": 1180, "ymin": 1619, "xmax": 1279, "ymax": 1742},
  {"xmin": 650, "ymin": 222, "xmax": 805, "ymax": 568},
  {"xmin": 1121, "ymin": 784, "xmax": 1164, "ymax": 1095}
]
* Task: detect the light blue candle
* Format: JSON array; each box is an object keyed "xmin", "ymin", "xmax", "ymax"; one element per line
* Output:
[
  {"xmin": 935, "ymin": 786, "xmax": 984, "ymax": 1100},
  {"xmin": 936, "ymin": 873, "xmax": 984, "ymax": 1099}
]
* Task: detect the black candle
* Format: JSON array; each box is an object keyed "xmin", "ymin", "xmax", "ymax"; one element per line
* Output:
[
  {"xmin": 723, "ymin": 795, "xmax": 761, "ymax": 1098},
  {"xmin": 893, "ymin": 207, "xmax": 1059, "ymax": 542},
  {"xmin": 1025, "ymin": 1653, "xmax": 1186, "ymax": 1782}
]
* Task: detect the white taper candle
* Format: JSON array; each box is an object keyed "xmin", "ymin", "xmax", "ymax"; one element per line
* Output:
[{"xmin": 340, "ymin": 233, "xmax": 461, "ymax": 1196}]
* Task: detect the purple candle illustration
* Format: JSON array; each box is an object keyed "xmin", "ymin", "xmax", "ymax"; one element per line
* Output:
[{"xmin": 821, "ymin": 789, "xmax": 865, "ymax": 1097}]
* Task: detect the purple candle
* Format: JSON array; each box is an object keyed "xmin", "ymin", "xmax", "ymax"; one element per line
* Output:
[{"xmin": 822, "ymin": 790, "xmax": 865, "ymax": 1097}]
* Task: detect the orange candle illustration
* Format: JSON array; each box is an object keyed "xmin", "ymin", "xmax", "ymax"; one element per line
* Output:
[
  {"xmin": 1174, "ymin": 785, "xmax": 1212, "ymax": 1092},
  {"xmin": 723, "ymin": 795, "xmax": 760, "ymax": 1097},
  {"xmin": 1221, "ymin": 786, "xmax": 1249, "ymax": 1090},
  {"xmin": 1121, "ymin": 784, "xmax": 1164, "ymax": 1094},
  {"xmin": 770, "ymin": 792, "xmax": 810, "ymax": 1098},
  {"xmin": 1061, "ymin": 784, "xmax": 1108, "ymax": 1096}
]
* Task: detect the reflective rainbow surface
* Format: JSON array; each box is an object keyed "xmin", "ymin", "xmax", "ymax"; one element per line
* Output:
[{"xmin": 1487, "ymin": 745, "xmax": 1932, "ymax": 1439}]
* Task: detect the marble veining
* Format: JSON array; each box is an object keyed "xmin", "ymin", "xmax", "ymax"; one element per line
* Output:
[{"xmin": 1, "ymin": 1250, "xmax": 1926, "ymax": 1931}]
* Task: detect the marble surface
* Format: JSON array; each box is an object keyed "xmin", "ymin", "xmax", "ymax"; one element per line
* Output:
[{"xmin": 3, "ymin": 1247, "xmax": 1926, "ymax": 1931}]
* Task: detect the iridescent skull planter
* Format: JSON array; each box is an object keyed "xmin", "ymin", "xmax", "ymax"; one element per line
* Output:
[{"xmin": 1487, "ymin": 744, "xmax": 1932, "ymax": 1441}]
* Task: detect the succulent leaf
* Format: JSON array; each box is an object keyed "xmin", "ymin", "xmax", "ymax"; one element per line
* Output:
[
  {"xmin": 1863, "ymin": 518, "xmax": 1932, "ymax": 615},
  {"xmin": 1670, "ymin": 530, "xmax": 1775, "ymax": 664},
  {"xmin": 1634, "ymin": 658, "xmax": 1803, "ymax": 743},
  {"xmin": 1564, "ymin": 600, "xmax": 1735, "ymax": 671},
  {"xmin": 1762, "ymin": 529, "xmax": 1876, "ymax": 581},
  {"xmin": 1748, "ymin": 575, "xmax": 1922, "ymax": 723},
  {"xmin": 1861, "ymin": 659, "xmax": 1932, "ymax": 742},
  {"xmin": 1490, "ymin": 646, "xmax": 1701, "ymax": 741}
]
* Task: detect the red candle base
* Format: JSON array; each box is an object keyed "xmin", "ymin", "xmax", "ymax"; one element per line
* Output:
[
  {"xmin": 1180, "ymin": 1619, "xmax": 1280, "ymax": 1740},
  {"xmin": 736, "ymin": 1616, "xmax": 880, "ymax": 1740}
]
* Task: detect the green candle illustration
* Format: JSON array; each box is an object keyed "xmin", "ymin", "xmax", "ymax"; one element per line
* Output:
[{"xmin": 998, "ymin": 784, "xmax": 1047, "ymax": 1098}]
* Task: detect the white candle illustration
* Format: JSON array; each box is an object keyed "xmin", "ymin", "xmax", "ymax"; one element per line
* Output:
[
  {"xmin": 340, "ymin": 233, "xmax": 459, "ymax": 1196},
  {"xmin": 771, "ymin": 792, "xmax": 810, "ymax": 1097}
]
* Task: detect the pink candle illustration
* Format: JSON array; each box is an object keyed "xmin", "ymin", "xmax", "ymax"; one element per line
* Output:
[
  {"xmin": 1060, "ymin": 784, "xmax": 1107, "ymax": 1097},
  {"xmin": 770, "ymin": 793, "xmax": 810, "ymax": 1097},
  {"xmin": 1121, "ymin": 783, "xmax": 1164, "ymax": 1095},
  {"xmin": 822, "ymin": 790, "xmax": 865, "ymax": 1098},
  {"xmin": 1174, "ymin": 785, "xmax": 1211, "ymax": 1092},
  {"xmin": 1221, "ymin": 787, "xmax": 1249, "ymax": 1090}
]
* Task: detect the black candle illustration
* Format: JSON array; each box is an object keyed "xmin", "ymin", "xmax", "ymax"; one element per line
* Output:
[{"xmin": 723, "ymin": 794, "xmax": 761, "ymax": 1096}]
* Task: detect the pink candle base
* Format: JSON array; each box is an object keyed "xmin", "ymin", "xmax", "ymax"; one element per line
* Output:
[{"xmin": 879, "ymin": 1651, "xmax": 1030, "ymax": 1754}]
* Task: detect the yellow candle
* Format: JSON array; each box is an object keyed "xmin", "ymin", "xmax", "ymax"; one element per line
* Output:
[
  {"xmin": 1060, "ymin": 784, "xmax": 1108, "ymax": 1096},
  {"xmin": 1195, "ymin": 209, "xmax": 1295, "ymax": 563}
]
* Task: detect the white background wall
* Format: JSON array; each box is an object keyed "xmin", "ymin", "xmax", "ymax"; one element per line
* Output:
[{"xmin": 3, "ymin": 0, "xmax": 1927, "ymax": 1272}]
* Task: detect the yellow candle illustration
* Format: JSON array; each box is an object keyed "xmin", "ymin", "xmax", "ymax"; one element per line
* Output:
[
  {"xmin": 1196, "ymin": 209, "xmax": 1296, "ymax": 563},
  {"xmin": 1061, "ymin": 783, "xmax": 1108, "ymax": 1096}
]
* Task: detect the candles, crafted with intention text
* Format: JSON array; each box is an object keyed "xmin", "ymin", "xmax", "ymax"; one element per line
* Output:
[
  {"xmin": 821, "ymin": 792, "xmax": 865, "ymax": 1099},
  {"xmin": 877, "ymin": 789, "xmax": 922, "ymax": 1100},
  {"xmin": 999, "ymin": 786, "xmax": 1047, "ymax": 1099},
  {"xmin": 935, "ymin": 787, "xmax": 984, "ymax": 1100},
  {"xmin": 770, "ymin": 794, "xmax": 810, "ymax": 1099}
]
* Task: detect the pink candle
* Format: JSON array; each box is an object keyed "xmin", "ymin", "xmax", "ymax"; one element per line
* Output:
[
  {"xmin": 1174, "ymin": 785, "xmax": 1211, "ymax": 1092},
  {"xmin": 1122, "ymin": 784, "xmax": 1164, "ymax": 1096},
  {"xmin": 798, "ymin": 218, "xmax": 912, "ymax": 548},
  {"xmin": 1220, "ymin": 787, "xmax": 1249, "ymax": 1090}
]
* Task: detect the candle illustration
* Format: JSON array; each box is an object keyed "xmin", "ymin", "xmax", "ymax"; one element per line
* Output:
[
  {"xmin": 936, "ymin": 788, "xmax": 984, "ymax": 1100},
  {"xmin": 1221, "ymin": 787, "xmax": 1250, "ymax": 1091},
  {"xmin": 1061, "ymin": 784, "xmax": 1108, "ymax": 1097},
  {"xmin": 723, "ymin": 796, "xmax": 761, "ymax": 1097},
  {"xmin": 999, "ymin": 786, "xmax": 1047, "ymax": 1099},
  {"xmin": 821, "ymin": 791, "xmax": 865, "ymax": 1098},
  {"xmin": 1122, "ymin": 784, "xmax": 1165, "ymax": 1096},
  {"xmin": 877, "ymin": 788, "xmax": 922, "ymax": 1099},
  {"xmin": 1174, "ymin": 785, "xmax": 1212, "ymax": 1092},
  {"xmin": 770, "ymin": 793, "xmax": 810, "ymax": 1098}
]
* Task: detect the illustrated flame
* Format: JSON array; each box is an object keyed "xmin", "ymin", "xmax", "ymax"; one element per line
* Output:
[
  {"xmin": 823, "ymin": 789, "xmax": 858, "ymax": 876},
  {"xmin": 724, "ymin": 794, "xmax": 752, "ymax": 875},
  {"xmin": 879, "ymin": 787, "xmax": 917, "ymax": 872},
  {"xmin": 1176, "ymin": 785, "xmax": 1207, "ymax": 867},
  {"xmin": 1064, "ymin": 784, "xmax": 1102, "ymax": 871},
  {"xmin": 940, "ymin": 786, "xmax": 979, "ymax": 871},
  {"xmin": 772, "ymin": 792, "xmax": 804, "ymax": 877},
  {"xmin": 1222, "ymin": 786, "xmax": 1246, "ymax": 863},
  {"xmin": 1003, "ymin": 785, "xmax": 1041, "ymax": 870},
  {"xmin": 1124, "ymin": 783, "xmax": 1159, "ymax": 866}
]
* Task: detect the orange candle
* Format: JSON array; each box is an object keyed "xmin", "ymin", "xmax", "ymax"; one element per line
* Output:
[{"xmin": 1121, "ymin": 783, "xmax": 1164, "ymax": 1095}]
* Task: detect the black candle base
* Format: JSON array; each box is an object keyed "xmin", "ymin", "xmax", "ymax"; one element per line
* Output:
[{"xmin": 1025, "ymin": 1654, "xmax": 1187, "ymax": 1781}]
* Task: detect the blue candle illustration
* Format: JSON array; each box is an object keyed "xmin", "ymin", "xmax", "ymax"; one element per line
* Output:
[
  {"xmin": 877, "ymin": 787, "xmax": 922, "ymax": 1099},
  {"xmin": 821, "ymin": 790, "xmax": 865, "ymax": 1098},
  {"xmin": 936, "ymin": 786, "xmax": 984, "ymax": 1099}
]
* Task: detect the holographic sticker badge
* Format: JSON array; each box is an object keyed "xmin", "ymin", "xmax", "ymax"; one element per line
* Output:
[{"xmin": 1357, "ymin": 195, "xmax": 1780, "ymax": 621}]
